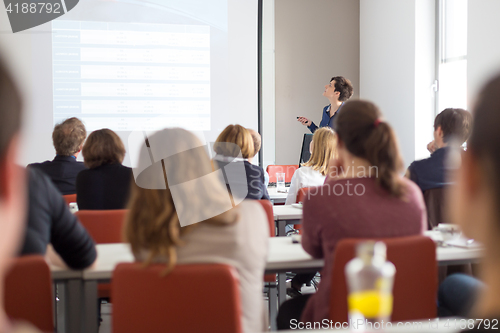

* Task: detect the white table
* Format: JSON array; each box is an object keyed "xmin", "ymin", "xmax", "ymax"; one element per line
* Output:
[
  {"xmin": 52, "ymin": 235, "xmax": 484, "ymax": 333},
  {"xmin": 273, "ymin": 205, "xmax": 302, "ymax": 236},
  {"xmin": 267, "ymin": 187, "xmax": 289, "ymax": 204}
]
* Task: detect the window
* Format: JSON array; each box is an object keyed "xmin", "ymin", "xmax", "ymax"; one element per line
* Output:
[{"xmin": 437, "ymin": 0, "xmax": 468, "ymax": 112}]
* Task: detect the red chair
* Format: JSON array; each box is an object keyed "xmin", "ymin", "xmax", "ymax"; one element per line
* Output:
[
  {"xmin": 266, "ymin": 165, "xmax": 298, "ymax": 183},
  {"xmin": 75, "ymin": 209, "xmax": 128, "ymax": 244},
  {"xmin": 294, "ymin": 187, "xmax": 313, "ymax": 234},
  {"xmin": 329, "ymin": 235, "xmax": 437, "ymax": 323},
  {"xmin": 4, "ymin": 256, "xmax": 54, "ymax": 332},
  {"xmin": 112, "ymin": 263, "xmax": 242, "ymax": 333},
  {"xmin": 62, "ymin": 193, "xmax": 77, "ymax": 206},
  {"xmin": 75, "ymin": 209, "xmax": 128, "ymax": 298}
]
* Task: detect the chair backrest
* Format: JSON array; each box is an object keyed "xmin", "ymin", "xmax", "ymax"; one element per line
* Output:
[
  {"xmin": 266, "ymin": 165, "xmax": 298, "ymax": 183},
  {"xmin": 257, "ymin": 199, "xmax": 275, "ymax": 237},
  {"xmin": 296, "ymin": 187, "xmax": 313, "ymax": 204},
  {"xmin": 62, "ymin": 193, "xmax": 77, "ymax": 206},
  {"xmin": 423, "ymin": 187, "xmax": 446, "ymax": 230},
  {"xmin": 4, "ymin": 256, "xmax": 54, "ymax": 332},
  {"xmin": 112, "ymin": 263, "xmax": 242, "ymax": 333},
  {"xmin": 329, "ymin": 235, "xmax": 437, "ymax": 323},
  {"xmin": 75, "ymin": 209, "xmax": 128, "ymax": 244}
]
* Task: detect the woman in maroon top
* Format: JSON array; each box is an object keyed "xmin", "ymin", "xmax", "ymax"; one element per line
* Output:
[{"xmin": 277, "ymin": 100, "xmax": 427, "ymax": 329}]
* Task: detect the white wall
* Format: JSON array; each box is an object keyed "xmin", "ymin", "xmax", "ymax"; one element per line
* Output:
[
  {"xmin": 415, "ymin": 0, "xmax": 437, "ymax": 160},
  {"xmin": 261, "ymin": 0, "xmax": 276, "ymax": 169},
  {"xmin": 360, "ymin": 0, "xmax": 436, "ymax": 168},
  {"xmin": 274, "ymin": 0, "xmax": 360, "ymax": 165},
  {"xmin": 468, "ymin": 0, "xmax": 500, "ymax": 106}
]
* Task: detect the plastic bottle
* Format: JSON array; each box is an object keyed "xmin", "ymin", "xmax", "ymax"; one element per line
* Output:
[{"xmin": 345, "ymin": 241, "xmax": 396, "ymax": 330}]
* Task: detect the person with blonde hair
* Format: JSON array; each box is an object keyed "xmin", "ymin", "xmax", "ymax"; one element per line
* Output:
[
  {"xmin": 213, "ymin": 124, "xmax": 270, "ymax": 200},
  {"xmin": 285, "ymin": 127, "xmax": 337, "ymax": 205},
  {"xmin": 125, "ymin": 128, "xmax": 269, "ymax": 333}
]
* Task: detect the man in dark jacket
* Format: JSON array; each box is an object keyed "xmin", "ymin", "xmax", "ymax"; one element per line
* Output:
[{"xmin": 28, "ymin": 117, "xmax": 87, "ymax": 195}]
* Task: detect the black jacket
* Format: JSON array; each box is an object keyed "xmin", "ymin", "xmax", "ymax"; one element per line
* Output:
[
  {"xmin": 76, "ymin": 163, "xmax": 133, "ymax": 210},
  {"xmin": 20, "ymin": 168, "xmax": 97, "ymax": 269},
  {"xmin": 28, "ymin": 155, "xmax": 87, "ymax": 195}
]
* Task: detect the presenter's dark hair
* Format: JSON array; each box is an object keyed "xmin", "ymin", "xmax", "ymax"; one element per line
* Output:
[
  {"xmin": 467, "ymin": 74, "xmax": 500, "ymax": 218},
  {"xmin": 52, "ymin": 117, "xmax": 87, "ymax": 156},
  {"xmin": 331, "ymin": 76, "xmax": 354, "ymax": 102},
  {"xmin": 0, "ymin": 59, "xmax": 22, "ymax": 161},
  {"xmin": 335, "ymin": 100, "xmax": 405, "ymax": 197},
  {"xmin": 82, "ymin": 129, "xmax": 125, "ymax": 169},
  {"xmin": 434, "ymin": 108, "xmax": 473, "ymax": 144}
]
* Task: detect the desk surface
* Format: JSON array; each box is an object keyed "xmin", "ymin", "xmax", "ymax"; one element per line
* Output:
[
  {"xmin": 75, "ymin": 235, "xmax": 484, "ymax": 281},
  {"xmin": 273, "ymin": 205, "xmax": 303, "ymax": 220}
]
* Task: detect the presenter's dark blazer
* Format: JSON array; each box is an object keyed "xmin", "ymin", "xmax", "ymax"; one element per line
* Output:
[
  {"xmin": 28, "ymin": 155, "xmax": 87, "ymax": 195},
  {"xmin": 76, "ymin": 163, "xmax": 133, "ymax": 210}
]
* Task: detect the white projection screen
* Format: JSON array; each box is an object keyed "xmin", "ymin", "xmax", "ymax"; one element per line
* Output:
[{"xmin": 0, "ymin": 0, "xmax": 259, "ymax": 166}]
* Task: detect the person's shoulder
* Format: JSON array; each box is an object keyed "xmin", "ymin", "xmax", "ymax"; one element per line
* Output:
[{"xmin": 400, "ymin": 176, "xmax": 424, "ymax": 200}]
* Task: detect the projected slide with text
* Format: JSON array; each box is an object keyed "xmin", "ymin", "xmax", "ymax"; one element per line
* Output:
[{"xmin": 52, "ymin": 20, "xmax": 210, "ymax": 131}]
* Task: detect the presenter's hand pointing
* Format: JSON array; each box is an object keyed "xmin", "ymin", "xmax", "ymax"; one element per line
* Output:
[{"xmin": 297, "ymin": 117, "xmax": 312, "ymax": 127}]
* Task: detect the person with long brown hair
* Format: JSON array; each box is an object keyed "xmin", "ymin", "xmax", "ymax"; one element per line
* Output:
[
  {"xmin": 124, "ymin": 128, "xmax": 269, "ymax": 333},
  {"xmin": 277, "ymin": 100, "xmax": 426, "ymax": 329},
  {"xmin": 436, "ymin": 74, "xmax": 500, "ymax": 325},
  {"xmin": 285, "ymin": 127, "xmax": 338, "ymax": 205}
]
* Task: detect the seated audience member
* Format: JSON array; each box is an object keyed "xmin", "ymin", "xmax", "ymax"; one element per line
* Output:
[
  {"xmin": 439, "ymin": 74, "xmax": 500, "ymax": 323},
  {"xmin": 76, "ymin": 129, "xmax": 132, "ymax": 210},
  {"xmin": 28, "ymin": 117, "xmax": 87, "ymax": 195},
  {"xmin": 0, "ymin": 58, "xmax": 40, "ymax": 332},
  {"xmin": 124, "ymin": 128, "xmax": 269, "ymax": 333},
  {"xmin": 277, "ymin": 100, "xmax": 426, "ymax": 329},
  {"xmin": 407, "ymin": 108, "xmax": 472, "ymax": 193},
  {"xmin": 213, "ymin": 124, "xmax": 270, "ymax": 200},
  {"xmin": 247, "ymin": 128, "xmax": 270, "ymax": 187},
  {"xmin": 285, "ymin": 127, "xmax": 337, "ymax": 205},
  {"xmin": 20, "ymin": 167, "xmax": 97, "ymax": 269}
]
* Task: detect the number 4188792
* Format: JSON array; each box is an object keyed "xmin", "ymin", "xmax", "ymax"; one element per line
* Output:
[
  {"xmin": 5, "ymin": 2, "xmax": 62, "ymax": 14},
  {"xmin": 444, "ymin": 319, "xmax": 498, "ymax": 330}
]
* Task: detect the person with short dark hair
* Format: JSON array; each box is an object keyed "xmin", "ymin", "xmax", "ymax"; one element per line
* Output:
[
  {"xmin": 297, "ymin": 76, "xmax": 354, "ymax": 133},
  {"xmin": 0, "ymin": 58, "xmax": 43, "ymax": 332},
  {"xmin": 28, "ymin": 117, "xmax": 87, "ymax": 195},
  {"xmin": 76, "ymin": 129, "xmax": 132, "ymax": 210},
  {"xmin": 407, "ymin": 108, "xmax": 473, "ymax": 193}
]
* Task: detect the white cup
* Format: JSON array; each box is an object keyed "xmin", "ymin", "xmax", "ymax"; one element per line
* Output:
[
  {"xmin": 69, "ymin": 202, "xmax": 79, "ymax": 214},
  {"xmin": 433, "ymin": 223, "xmax": 461, "ymax": 242}
]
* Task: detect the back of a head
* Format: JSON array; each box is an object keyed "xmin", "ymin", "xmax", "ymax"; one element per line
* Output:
[
  {"xmin": 468, "ymin": 74, "xmax": 500, "ymax": 216},
  {"xmin": 52, "ymin": 117, "xmax": 86, "ymax": 156},
  {"xmin": 214, "ymin": 124, "xmax": 255, "ymax": 159},
  {"xmin": 331, "ymin": 76, "xmax": 354, "ymax": 102},
  {"xmin": 335, "ymin": 100, "xmax": 405, "ymax": 197},
  {"xmin": 82, "ymin": 129, "xmax": 125, "ymax": 168},
  {"xmin": 0, "ymin": 60, "xmax": 22, "ymax": 162},
  {"xmin": 0, "ymin": 59, "xmax": 25, "ymax": 275},
  {"xmin": 126, "ymin": 128, "xmax": 238, "ymax": 272},
  {"xmin": 303, "ymin": 127, "xmax": 337, "ymax": 176},
  {"xmin": 434, "ymin": 108, "xmax": 473, "ymax": 145},
  {"xmin": 247, "ymin": 128, "xmax": 261, "ymax": 158}
]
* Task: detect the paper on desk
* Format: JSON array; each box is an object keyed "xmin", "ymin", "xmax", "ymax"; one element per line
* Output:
[{"xmin": 445, "ymin": 238, "xmax": 483, "ymax": 249}]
